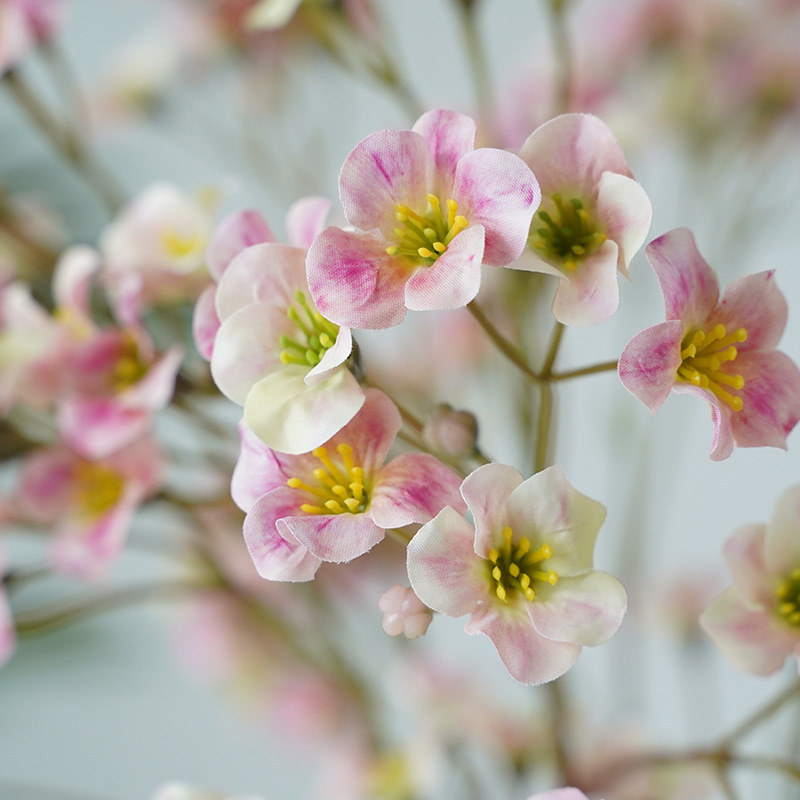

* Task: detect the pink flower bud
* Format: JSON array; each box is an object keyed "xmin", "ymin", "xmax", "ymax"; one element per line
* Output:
[
  {"xmin": 422, "ymin": 404, "xmax": 478, "ymax": 456},
  {"xmin": 378, "ymin": 585, "xmax": 432, "ymax": 639}
]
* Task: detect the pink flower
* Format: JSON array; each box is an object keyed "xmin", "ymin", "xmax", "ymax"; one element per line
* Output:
[
  {"xmin": 99, "ymin": 183, "xmax": 214, "ymax": 322},
  {"xmin": 210, "ymin": 237, "xmax": 363, "ymax": 455},
  {"xmin": 700, "ymin": 484, "xmax": 800, "ymax": 675},
  {"xmin": 18, "ymin": 436, "xmax": 163, "ymax": 578},
  {"xmin": 306, "ymin": 108, "xmax": 540, "ymax": 329},
  {"xmin": 407, "ymin": 463, "xmax": 627, "ymax": 685},
  {"xmin": 378, "ymin": 585, "xmax": 432, "ymax": 639},
  {"xmin": 232, "ymin": 388, "xmax": 465, "ymax": 582},
  {"xmin": 618, "ymin": 228, "xmax": 800, "ymax": 460},
  {"xmin": 516, "ymin": 113, "xmax": 652, "ymax": 326},
  {"xmin": 194, "ymin": 196, "xmax": 330, "ymax": 360}
]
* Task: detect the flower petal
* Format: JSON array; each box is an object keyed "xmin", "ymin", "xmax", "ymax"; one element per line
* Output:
[
  {"xmin": 285, "ymin": 195, "xmax": 332, "ymax": 249},
  {"xmin": 284, "ymin": 512, "xmax": 385, "ymax": 563},
  {"xmin": 700, "ymin": 586, "xmax": 799, "ymax": 676},
  {"xmin": 645, "ymin": 228, "xmax": 719, "ymax": 326},
  {"xmin": 192, "ymin": 284, "xmax": 220, "ymax": 361},
  {"xmin": 730, "ymin": 350, "xmax": 800, "ymax": 451},
  {"xmin": 716, "ymin": 270, "xmax": 788, "ymax": 351},
  {"xmin": 404, "ymin": 225, "xmax": 484, "ymax": 312},
  {"xmin": 549, "ymin": 240, "xmax": 620, "ymax": 327},
  {"xmin": 205, "ymin": 209, "xmax": 274, "ymax": 281},
  {"xmin": 244, "ymin": 491, "xmax": 322, "ymax": 582},
  {"xmin": 412, "ymin": 109, "xmax": 476, "ymax": 199},
  {"xmin": 529, "ymin": 570, "xmax": 627, "ymax": 646},
  {"xmin": 504, "ymin": 465, "xmax": 606, "ymax": 577},
  {"xmin": 595, "ymin": 171, "xmax": 652, "ymax": 278},
  {"xmin": 370, "ymin": 452, "xmax": 465, "ymax": 529},
  {"xmin": 453, "ymin": 148, "xmax": 540, "ymax": 266},
  {"xmin": 231, "ymin": 421, "xmax": 291, "ymax": 512},
  {"xmin": 617, "ymin": 320, "xmax": 684, "ymax": 414},
  {"xmin": 407, "ymin": 506, "xmax": 486, "ymax": 618},
  {"xmin": 460, "ymin": 463, "xmax": 524, "ymax": 556},
  {"xmin": 764, "ymin": 484, "xmax": 800, "ymax": 576},
  {"xmin": 306, "ymin": 227, "xmax": 410, "ymax": 329},
  {"xmin": 722, "ymin": 524, "xmax": 773, "ymax": 609},
  {"xmin": 339, "ymin": 129, "xmax": 427, "ymax": 236},
  {"xmin": 467, "ymin": 605, "xmax": 581, "ymax": 684},
  {"xmin": 243, "ymin": 365, "xmax": 365, "ymax": 455}
]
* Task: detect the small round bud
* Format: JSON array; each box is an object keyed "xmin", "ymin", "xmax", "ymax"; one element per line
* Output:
[
  {"xmin": 378, "ymin": 585, "xmax": 432, "ymax": 639},
  {"xmin": 422, "ymin": 404, "xmax": 478, "ymax": 456}
]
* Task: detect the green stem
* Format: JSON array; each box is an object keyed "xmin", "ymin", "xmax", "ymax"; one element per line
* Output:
[
  {"xmin": 550, "ymin": 359, "xmax": 619, "ymax": 381},
  {"xmin": 467, "ymin": 300, "xmax": 540, "ymax": 383}
]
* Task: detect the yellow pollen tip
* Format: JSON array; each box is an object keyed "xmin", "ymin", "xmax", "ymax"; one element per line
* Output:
[
  {"xmin": 287, "ymin": 478, "xmax": 303, "ymax": 488},
  {"xmin": 418, "ymin": 247, "xmax": 434, "ymax": 258},
  {"xmin": 433, "ymin": 241, "xmax": 446, "ymax": 253},
  {"xmin": 324, "ymin": 499, "xmax": 343, "ymax": 513},
  {"xmin": 523, "ymin": 587, "xmax": 536, "ymax": 601},
  {"xmin": 488, "ymin": 548, "xmax": 499, "ymax": 563},
  {"xmin": 502, "ymin": 526, "xmax": 513, "ymax": 542},
  {"xmin": 300, "ymin": 503, "xmax": 325, "ymax": 514},
  {"xmin": 492, "ymin": 566, "xmax": 502, "ymax": 581},
  {"xmin": 509, "ymin": 563, "xmax": 520, "ymax": 578},
  {"xmin": 343, "ymin": 498, "xmax": 361, "ymax": 512},
  {"xmin": 496, "ymin": 585, "xmax": 507, "ymax": 602},
  {"xmin": 385, "ymin": 246, "xmax": 399, "ymax": 256}
]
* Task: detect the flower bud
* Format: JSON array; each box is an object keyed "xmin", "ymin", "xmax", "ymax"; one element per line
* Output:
[
  {"xmin": 422, "ymin": 404, "xmax": 478, "ymax": 456},
  {"xmin": 378, "ymin": 585, "xmax": 432, "ymax": 639}
]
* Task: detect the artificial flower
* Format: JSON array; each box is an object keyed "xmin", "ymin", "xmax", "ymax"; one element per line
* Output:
[
  {"xmin": 618, "ymin": 227, "xmax": 800, "ymax": 460},
  {"xmin": 17, "ymin": 436, "xmax": 163, "ymax": 578},
  {"xmin": 378, "ymin": 585, "xmax": 432, "ymax": 639},
  {"xmin": 210, "ymin": 238, "xmax": 363, "ymax": 454},
  {"xmin": 516, "ymin": 113, "xmax": 652, "ymax": 326},
  {"xmin": 232, "ymin": 388, "xmax": 465, "ymax": 581},
  {"xmin": 407, "ymin": 463, "xmax": 627, "ymax": 684},
  {"xmin": 306, "ymin": 108, "xmax": 540, "ymax": 329},
  {"xmin": 194, "ymin": 196, "xmax": 330, "ymax": 360},
  {"xmin": 700, "ymin": 484, "xmax": 800, "ymax": 675}
]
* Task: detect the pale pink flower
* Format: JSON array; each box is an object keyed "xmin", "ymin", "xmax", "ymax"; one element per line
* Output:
[
  {"xmin": 515, "ymin": 113, "xmax": 652, "ymax": 326},
  {"xmin": 307, "ymin": 108, "xmax": 540, "ymax": 329},
  {"xmin": 194, "ymin": 196, "xmax": 330, "ymax": 360},
  {"xmin": 618, "ymin": 228, "xmax": 800, "ymax": 460},
  {"xmin": 232, "ymin": 388, "xmax": 465, "ymax": 582},
  {"xmin": 407, "ymin": 463, "xmax": 627, "ymax": 685},
  {"xmin": 700, "ymin": 484, "xmax": 800, "ymax": 675},
  {"xmin": 99, "ymin": 183, "xmax": 214, "ymax": 322},
  {"xmin": 378, "ymin": 585, "xmax": 432, "ymax": 639},
  {"xmin": 210, "ymin": 236, "xmax": 363, "ymax": 455},
  {"xmin": 18, "ymin": 436, "xmax": 163, "ymax": 578}
]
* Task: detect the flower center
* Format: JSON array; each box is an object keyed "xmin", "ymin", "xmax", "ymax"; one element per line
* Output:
[
  {"xmin": 676, "ymin": 323, "xmax": 748, "ymax": 411},
  {"xmin": 280, "ymin": 291, "xmax": 340, "ymax": 368},
  {"xmin": 486, "ymin": 525, "xmax": 558, "ymax": 603},
  {"xmin": 776, "ymin": 568, "xmax": 800, "ymax": 627},
  {"xmin": 287, "ymin": 443, "xmax": 368, "ymax": 515},
  {"xmin": 112, "ymin": 332, "xmax": 149, "ymax": 392},
  {"xmin": 385, "ymin": 194, "xmax": 469, "ymax": 265},
  {"xmin": 72, "ymin": 462, "xmax": 125, "ymax": 518},
  {"xmin": 160, "ymin": 228, "xmax": 205, "ymax": 260},
  {"xmin": 528, "ymin": 194, "xmax": 607, "ymax": 271}
]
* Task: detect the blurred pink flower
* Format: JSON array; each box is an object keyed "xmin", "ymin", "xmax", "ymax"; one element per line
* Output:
[
  {"xmin": 18, "ymin": 436, "xmax": 163, "ymax": 578},
  {"xmin": 407, "ymin": 463, "xmax": 627, "ymax": 684},
  {"xmin": 701, "ymin": 484, "xmax": 800, "ymax": 675},
  {"xmin": 378, "ymin": 584, "xmax": 432, "ymax": 639},
  {"xmin": 618, "ymin": 228, "xmax": 800, "ymax": 460},
  {"xmin": 307, "ymin": 108, "xmax": 540, "ymax": 329}
]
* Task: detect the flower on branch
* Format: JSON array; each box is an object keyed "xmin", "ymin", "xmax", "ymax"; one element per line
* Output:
[
  {"xmin": 306, "ymin": 108, "xmax": 541, "ymax": 329},
  {"xmin": 515, "ymin": 113, "xmax": 652, "ymax": 327},
  {"xmin": 407, "ymin": 463, "xmax": 627, "ymax": 685},
  {"xmin": 232, "ymin": 388, "xmax": 465, "ymax": 582},
  {"xmin": 618, "ymin": 227, "xmax": 800, "ymax": 460},
  {"xmin": 701, "ymin": 483, "xmax": 800, "ymax": 675}
]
